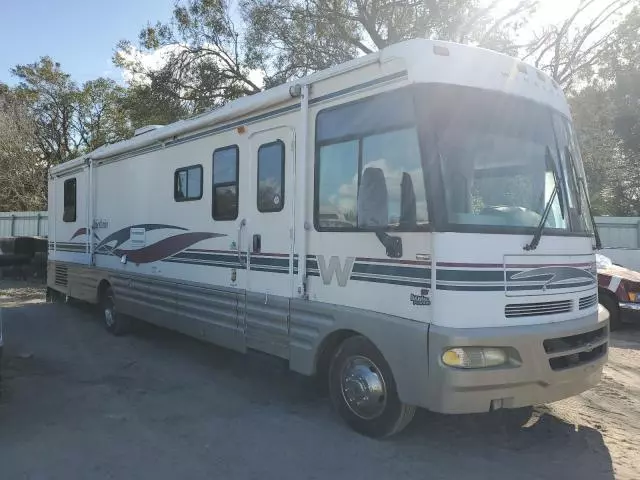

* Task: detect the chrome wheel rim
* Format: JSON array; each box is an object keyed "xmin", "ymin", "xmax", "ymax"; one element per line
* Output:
[
  {"xmin": 340, "ymin": 355, "xmax": 387, "ymax": 420},
  {"xmin": 104, "ymin": 300, "xmax": 115, "ymax": 327}
]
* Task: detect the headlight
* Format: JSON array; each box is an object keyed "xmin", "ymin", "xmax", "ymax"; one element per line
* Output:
[
  {"xmin": 442, "ymin": 347, "xmax": 508, "ymax": 369},
  {"xmin": 628, "ymin": 292, "xmax": 640, "ymax": 302}
]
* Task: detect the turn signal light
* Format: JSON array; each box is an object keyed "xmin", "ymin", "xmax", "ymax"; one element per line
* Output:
[{"xmin": 442, "ymin": 347, "xmax": 508, "ymax": 369}]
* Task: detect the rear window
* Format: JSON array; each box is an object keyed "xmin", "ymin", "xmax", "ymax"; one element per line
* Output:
[
  {"xmin": 212, "ymin": 146, "xmax": 239, "ymax": 220},
  {"xmin": 174, "ymin": 165, "xmax": 203, "ymax": 201},
  {"xmin": 257, "ymin": 140, "xmax": 285, "ymax": 212}
]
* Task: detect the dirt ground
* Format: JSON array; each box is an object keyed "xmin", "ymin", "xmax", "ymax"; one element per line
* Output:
[{"xmin": 0, "ymin": 280, "xmax": 638, "ymax": 479}]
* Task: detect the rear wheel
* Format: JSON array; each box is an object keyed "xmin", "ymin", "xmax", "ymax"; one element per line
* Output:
[
  {"xmin": 600, "ymin": 292, "xmax": 621, "ymax": 331},
  {"xmin": 101, "ymin": 287, "xmax": 131, "ymax": 336},
  {"xmin": 329, "ymin": 335, "xmax": 415, "ymax": 438},
  {"xmin": 46, "ymin": 287, "xmax": 64, "ymax": 303}
]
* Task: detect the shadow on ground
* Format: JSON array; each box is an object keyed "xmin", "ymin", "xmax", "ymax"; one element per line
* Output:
[
  {"xmin": 610, "ymin": 323, "xmax": 640, "ymax": 351},
  {"xmin": 0, "ymin": 302, "xmax": 616, "ymax": 480}
]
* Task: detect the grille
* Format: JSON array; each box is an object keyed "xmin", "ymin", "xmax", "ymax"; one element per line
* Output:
[
  {"xmin": 543, "ymin": 326, "xmax": 607, "ymax": 354},
  {"xmin": 544, "ymin": 326, "xmax": 608, "ymax": 371},
  {"xmin": 505, "ymin": 300, "xmax": 572, "ymax": 318},
  {"xmin": 54, "ymin": 265, "xmax": 68, "ymax": 287},
  {"xmin": 579, "ymin": 293, "xmax": 598, "ymax": 310},
  {"xmin": 548, "ymin": 344, "xmax": 607, "ymax": 371}
]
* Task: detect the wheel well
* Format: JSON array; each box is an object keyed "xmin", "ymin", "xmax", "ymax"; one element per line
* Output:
[
  {"xmin": 97, "ymin": 280, "xmax": 111, "ymax": 304},
  {"xmin": 315, "ymin": 329, "xmax": 359, "ymax": 380},
  {"xmin": 598, "ymin": 287, "xmax": 619, "ymax": 310}
]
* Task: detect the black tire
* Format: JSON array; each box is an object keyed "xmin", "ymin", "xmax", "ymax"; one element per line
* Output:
[
  {"xmin": 46, "ymin": 287, "xmax": 62, "ymax": 303},
  {"xmin": 328, "ymin": 335, "xmax": 416, "ymax": 438},
  {"xmin": 101, "ymin": 287, "xmax": 131, "ymax": 336},
  {"xmin": 600, "ymin": 292, "xmax": 621, "ymax": 331}
]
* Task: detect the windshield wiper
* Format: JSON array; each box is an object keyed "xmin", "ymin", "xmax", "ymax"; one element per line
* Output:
[
  {"xmin": 524, "ymin": 147, "xmax": 563, "ymax": 251},
  {"xmin": 564, "ymin": 146, "xmax": 602, "ymax": 250}
]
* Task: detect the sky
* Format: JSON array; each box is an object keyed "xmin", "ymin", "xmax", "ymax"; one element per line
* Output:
[
  {"xmin": 0, "ymin": 0, "xmax": 175, "ymax": 85},
  {"xmin": 0, "ymin": 0, "xmax": 594, "ymax": 86}
]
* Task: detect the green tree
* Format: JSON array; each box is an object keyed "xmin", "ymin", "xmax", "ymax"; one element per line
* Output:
[
  {"xmin": 12, "ymin": 58, "xmax": 132, "ymax": 165},
  {"xmin": 7, "ymin": 59, "xmax": 132, "ymax": 208},
  {"xmin": 569, "ymin": 7, "xmax": 640, "ymax": 215},
  {"xmin": 243, "ymin": 0, "xmax": 537, "ymax": 84},
  {"xmin": 0, "ymin": 88, "xmax": 46, "ymax": 211},
  {"xmin": 11, "ymin": 57, "xmax": 79, "ymax": 169},
  {"xmin": 521, "ymin": 0, "xmax": 634, "ymax": 91},
  {"xmin": 76, "ymin": 78, "xmax": 132, "ymax": 151},
  {"xmin": 115, "ymin": 0, "xmax": 262, "ymax": 116},
  {"xmin": 116, "ymin": 0, "xmax": 537, "ymax": 110},
  {"xmin": 118, "ymin": 83, "xmax": 190, "ymax": 129}
]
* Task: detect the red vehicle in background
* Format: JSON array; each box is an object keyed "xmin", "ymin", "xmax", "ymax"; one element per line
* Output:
[{"xmin": 597, "ymin": 253, "xmax": 640, "ymax": 330}]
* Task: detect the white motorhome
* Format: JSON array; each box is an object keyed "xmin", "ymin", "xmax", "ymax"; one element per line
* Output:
[{"xmin": 47, "ymin": 39, "xmax": 609, "ymax": 437}]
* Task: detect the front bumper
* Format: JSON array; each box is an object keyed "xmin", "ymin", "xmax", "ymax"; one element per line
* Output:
[
  {"xmin": 619, "ymin": 302, "xmax": 640, "ymax": 323},
  {"xmin": 424, "ymin": 307, "xmax": 609, "ymax": 414},
  {"xmin": 619, "ymin": 301, "xmax": 640, "ymax": 312}
]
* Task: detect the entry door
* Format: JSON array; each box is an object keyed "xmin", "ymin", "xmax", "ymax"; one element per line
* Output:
[{"xmin": 243, "ymin": 126, "xmax": 295, "ymax": 357}]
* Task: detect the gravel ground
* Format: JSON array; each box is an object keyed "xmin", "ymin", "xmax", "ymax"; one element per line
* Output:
[{"xmin": 0, "ymin": 281, "xmax": 637, "ymax": 479}]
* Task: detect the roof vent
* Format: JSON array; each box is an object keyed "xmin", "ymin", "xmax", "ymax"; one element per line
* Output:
[{"xmin": 133, "ymin": 125, "xmax": 164, "ymax": 137}]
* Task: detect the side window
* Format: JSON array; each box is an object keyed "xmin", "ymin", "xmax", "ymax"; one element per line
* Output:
[
  {"xmin": 212, "ymin": 145, "xmax": 239, "ymax": 220},
  {"xmin": 63, "ymin": 178, "xmax": 77, "ymax": 223},
  {"xmin": 318, "ymin": 141, "xmax": 359, "ymax": 228},
  {"xmin": 257, "ymin": 140, "xmax": 285, "ymax": 212},
  {"xmin": 315, "ymin": 89, "xmax": 428, "ymax": 231},
  {"xmin": 174, "ymin": 165, "xmax": 203, "ymax": 201}
]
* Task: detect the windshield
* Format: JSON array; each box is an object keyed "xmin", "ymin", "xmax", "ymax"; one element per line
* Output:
[{"xmin": 421, "ymin": 84, "xmax": 590, "ymax": 233}]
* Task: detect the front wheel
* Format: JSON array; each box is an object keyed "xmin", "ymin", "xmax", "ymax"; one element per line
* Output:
[
  {"xmin": 329, "ymin": 335, "xmax": 416, "ymax": 438},
  {"xmin": 101, "ymin": 287, "xmax": 131, "ymax": 336}
]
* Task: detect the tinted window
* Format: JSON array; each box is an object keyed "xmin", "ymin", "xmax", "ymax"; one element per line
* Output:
[
  {"xmin": 424, "ymin": 84, "xmax": 570, "ymax": 230},
  {"xmin": 316, "ymin": 88, "xmax": 415, "ymax": 143},
  {"xmin": 63, "ymin": 178, "xmax": 76, "ymax": 223},
  {"xmin": 212, "ymin": 146, "xmax": 239, "ymax": 220},
  {"xmin": 174, "ymin": 165, "xmax": 202, "ymax": 201},
  {"xmin": 317, "ymin": 141, "xmax": 359, "ymax": 228},
  {"xmin": 362, "ymin": 129, "xmax": 427, "ymax": 226},
  {"xmin": 257, "ymin": 141, "xmax": 285, "ymax": 212}
]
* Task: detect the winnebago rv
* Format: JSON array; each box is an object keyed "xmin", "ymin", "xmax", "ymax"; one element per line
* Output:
[{"xmin": 47, "ymin": 39, "xmax": 609, "ymax": 437}]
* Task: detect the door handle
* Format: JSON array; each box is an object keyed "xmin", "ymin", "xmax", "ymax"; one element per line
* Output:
[
  {"xmin": 252, "ymin": 234, "xmax": 261, "ymax": 253},
  {"xmin": 237, "ymin": 218, "xmax": 246, "ymax": 267}
]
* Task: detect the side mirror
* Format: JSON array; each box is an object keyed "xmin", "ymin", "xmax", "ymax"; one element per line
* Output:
[{"xmin": 376, "ymin": 232, "xmax": 403, "ymax": 258}]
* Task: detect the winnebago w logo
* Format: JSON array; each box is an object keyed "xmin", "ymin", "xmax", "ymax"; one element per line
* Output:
[{"xmin": 317, "ymin": 255, "xmax": 355, "ymax": 286}]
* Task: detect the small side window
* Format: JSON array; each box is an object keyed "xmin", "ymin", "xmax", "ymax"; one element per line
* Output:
[
  {"xmin": 63, "ymin": 178, "xmax": 77, "ymax": 223},
  {"xmin": 212, "ymin": 145, "xmax": 239, "ymax": 220},
  {"xmin": 257, "ymin": 140, "xmax": 285, "ymax": 212},
  {"xmin": 174, "ymin": 165, "xmax": 203, "ymax": 201}
]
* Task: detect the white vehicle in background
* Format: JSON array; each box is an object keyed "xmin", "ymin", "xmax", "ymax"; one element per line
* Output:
[{"xmin": 47, "ymin": 39, "xmax": 608, "ymax": 437}]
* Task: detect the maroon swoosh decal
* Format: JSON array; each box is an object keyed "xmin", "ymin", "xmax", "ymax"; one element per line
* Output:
[
  {"xmin": 70, "ymin": 228, "xmax": 87, "ymax": 240},
  {"xmin": 115, "ymin": 232, "xmax": 225, "ymax": 264}
]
